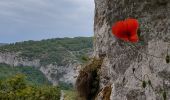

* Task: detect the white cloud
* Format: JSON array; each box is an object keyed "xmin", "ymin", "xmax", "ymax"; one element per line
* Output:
[{"xmin": 0, "ymin": 0, "xmax": 95, "ymax": 43}]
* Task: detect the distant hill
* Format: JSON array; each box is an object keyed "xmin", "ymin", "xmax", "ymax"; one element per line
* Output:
[
  {"xmin": 0, "ymin": 43, "xmax": 8, "ymax": 46},
  {"xmin": 0, "ymin": 37, "xmax": 93, "ymax": 85},
  {"xmin": 0, "ymin": 37, "xmax": 93, "ymax": 66}
]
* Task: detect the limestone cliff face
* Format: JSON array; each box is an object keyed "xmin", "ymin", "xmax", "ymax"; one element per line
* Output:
[
  {"xmin": 40, "ymin": 63, "xmax": 81, "ymax": 86},
  {"xmin": 0, "ymin": 52, "xmax": 40, "ymax": 67},
  {"xmin": 94, "ymin": 0, "xmax": 170, "ymax": 100},
  {"xmin": 0, "ymin": 52, "xmax": 80, "ymax": 86}
]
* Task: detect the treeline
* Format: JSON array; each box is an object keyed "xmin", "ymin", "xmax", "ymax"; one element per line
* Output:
[
  {"xmin": 0, "ymin": 63, "xmax": 77, "ymax": 100},
  {"xmin": 0, "ymin": 63, "xmax": 50, "ymax": 85},
  {"xmin": 0, "ymin": 74, "xmax": 60, "ymax": 100},
  {"xmin": 0, "ymin": 37, "xmax": 93, "ymax": 66}
]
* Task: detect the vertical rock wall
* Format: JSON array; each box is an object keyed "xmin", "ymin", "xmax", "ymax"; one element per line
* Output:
[{"xmin": 94, "ymin": 0, "xmax": 170, "ymax": 100}]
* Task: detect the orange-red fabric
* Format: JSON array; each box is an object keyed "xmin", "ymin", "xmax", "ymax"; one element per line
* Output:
[{"xmin": 112, "ymin": 18, "xmax": 139, "ymax": 42}]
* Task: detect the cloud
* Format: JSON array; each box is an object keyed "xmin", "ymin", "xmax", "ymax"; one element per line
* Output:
[{"xmin": 0, "ymin": 0, "xmax": 94, "ymax": 43}]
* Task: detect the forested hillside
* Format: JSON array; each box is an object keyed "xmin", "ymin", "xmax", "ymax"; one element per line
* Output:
[
  {"xmin": 0, "ymin": 37, "xmax": 93, "ymax": 65},
  {"xmin": 0, "ymin": 37, "xmax": 93, "ymax": 99}
]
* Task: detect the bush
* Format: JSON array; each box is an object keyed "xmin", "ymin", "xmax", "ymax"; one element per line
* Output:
[
  {"xmin": 0, "ymin": 74, "xmax": 61, "ymax": 100},
  {"xmin": 64, "ymin": 90, "xmax": 78, "ymax": 100},
  {"xmin": 58, "ymin": 81, "xmax": 73, "ymax": 90}
]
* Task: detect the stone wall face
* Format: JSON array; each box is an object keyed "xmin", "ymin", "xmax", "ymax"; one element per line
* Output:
[{"xmin": 94, "ymin": 0, "xmax": 170, "ymax": 100}]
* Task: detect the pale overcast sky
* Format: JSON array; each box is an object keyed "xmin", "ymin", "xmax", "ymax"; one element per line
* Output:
[{"xmin": 0, "ymin": 0, "xmax": 95, "ymax": 43}]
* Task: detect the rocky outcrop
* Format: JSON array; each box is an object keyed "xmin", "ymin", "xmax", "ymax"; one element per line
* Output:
[
  {"xmin": 94, "ymin": 0, "xmax": 170, "ymax": 100},
  {"xmin": 0, "ymin": 52, "xmax": 80, "ymax": 85},
  {"xmin": 0, "ymin": 52, "xmax": 40, "ymax": 67},
  {"xmin": 40, "ymin": 63, "xmax": 81, "ymax": 86}
]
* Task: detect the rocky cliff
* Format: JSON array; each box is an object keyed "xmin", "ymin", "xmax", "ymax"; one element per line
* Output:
[
  {"xmin": 0, "ymin": 52, "xmax": 80, "ymax": 85},
  {"xmin": 0, "ymin": 37, "xmax": 93, "ymax": 86},
  {"xmin": 94, "ymin": 0, "xmax": 170, "ymax": 100}
]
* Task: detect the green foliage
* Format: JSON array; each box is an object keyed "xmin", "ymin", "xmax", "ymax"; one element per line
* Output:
[
  {"xmin": 64, "ymin": 90, "xmax": 78, "ymax": 100},
  {"xmin": 0, "ymin": 74, "xmax": 60, "ymax": 100},
  {"xmin": 148, "ymin": 80, "xmax": 152, "ymax": 86},
  {"xmin": 163, "ymin": 91, "xmax": 167, "ymax": 100},
  {"xmin": 58, "ymin": 81, "xmax": 73, "ymax": 90},
  {"xmin": 0, "ymin": 37, "xmax": 93, "ymax": 66},
  {"xmin": 142, "ymin": 81, "xmax": 147, "ymax": 88},
  {"xmin": 0, "ymin": 63, "xmax": 50, "ymax": 85},
  {"xmin": 166, "ymin": 55, "xmax": 170, "ymax": 63},
  {"xmin": 132, "ymin": 68, "xmax": 135, "ymax": 73},
  {"xmin": 81, "ymin": 55, "xmax": 90, "ymax": 62}
]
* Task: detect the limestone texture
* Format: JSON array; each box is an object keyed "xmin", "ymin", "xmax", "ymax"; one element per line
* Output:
[{"xmin": 94, "ymin": 0, "xmax": 170, "ymax": 100}]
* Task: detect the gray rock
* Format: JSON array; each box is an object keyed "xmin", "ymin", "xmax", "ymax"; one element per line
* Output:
[
  {"xmin": 0, "ymin": 52, "xmax": 80, "ymax": 86},
  {"xmin": 94, "ymin": 0, "xmax": 170, "ymax": 99}
]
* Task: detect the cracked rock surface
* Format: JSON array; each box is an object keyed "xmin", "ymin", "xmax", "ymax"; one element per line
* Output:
[{"xmin": 94, "ymin": 0, "xmax": 170, "ymax": 100}]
